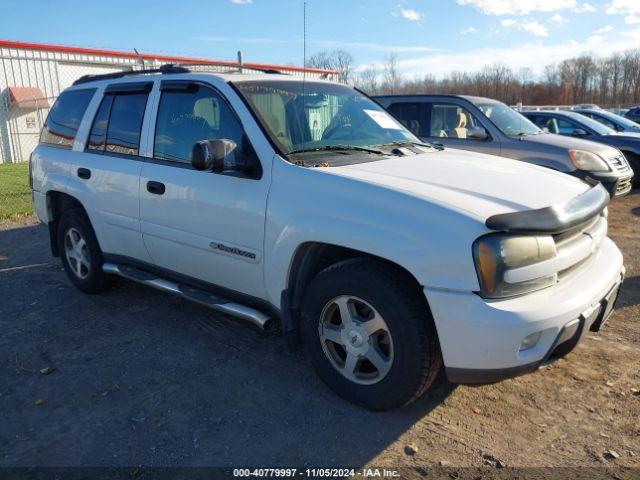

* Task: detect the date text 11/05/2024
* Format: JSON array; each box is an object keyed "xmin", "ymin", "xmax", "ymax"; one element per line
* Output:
[{"xmin": 232, "ymin": 468, "xmax": 400, "ymax": 477}]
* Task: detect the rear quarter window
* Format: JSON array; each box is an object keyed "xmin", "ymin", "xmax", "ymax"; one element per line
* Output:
[{"xmin": 40, "ymin": 89, "xmax": 96, "ymax": 148}]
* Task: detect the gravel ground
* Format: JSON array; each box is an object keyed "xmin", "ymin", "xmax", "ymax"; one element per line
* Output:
[{"xmin": 0, "ymin": 194, "xmax": 639, "ymax": 473}]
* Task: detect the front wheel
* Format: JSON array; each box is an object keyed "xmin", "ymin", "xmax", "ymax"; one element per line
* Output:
[{"xmin": 301, "ymin": 258, "xmax": 442, "ymax": 410}]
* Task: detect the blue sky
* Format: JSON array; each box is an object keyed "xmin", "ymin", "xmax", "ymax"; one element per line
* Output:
[{"xmin": 1, "ymin": 0, "xmax": 639, "ymax": 78}]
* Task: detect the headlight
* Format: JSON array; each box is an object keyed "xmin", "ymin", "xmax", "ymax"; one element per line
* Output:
[
  {"xmin": 568, "ymin": 150, "xmax": 610, "ymax": 172},
  {"xmin": 473, "ymin": 234, "xmax": 557, "ymax": 298}
]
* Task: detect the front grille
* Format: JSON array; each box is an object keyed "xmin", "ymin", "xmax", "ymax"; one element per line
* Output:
[
  {"xmin": 608, "ymin": 153, "xmax": 631, "ymax": 174},
  {"xmin": 616, "ymin": 176, "xmax": 633, "ymax": 196},
  {"xmin": 554, "ymin": 213, "xmax": 607, "ymax": 280}
]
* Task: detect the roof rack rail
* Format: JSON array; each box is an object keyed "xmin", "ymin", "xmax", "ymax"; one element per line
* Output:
[
  {"xmin": 174, "ymin": 61, "xmax": 287, "ymax": 75},
  {"xmin": 72, "ymin": 64, "xmax": 189, "ymax": 86}
]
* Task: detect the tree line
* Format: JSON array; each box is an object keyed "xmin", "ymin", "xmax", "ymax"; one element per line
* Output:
[{"xmin": 306, "ymin": 49, "xmax": 640, "ymax": 107}]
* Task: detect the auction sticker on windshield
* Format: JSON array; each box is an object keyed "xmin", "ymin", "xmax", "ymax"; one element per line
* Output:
[{"xmin": 364, "ymin": 109, "xmax": 403, "ymax": 129}]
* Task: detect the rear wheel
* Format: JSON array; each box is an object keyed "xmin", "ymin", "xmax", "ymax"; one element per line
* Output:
[
  {"xmin": 57, "ymin": 210, "xmax": 112, "ymax": 294},
  {"xmin": 301, "ymin": 258, "xmax": 442, "ymax": 410}
]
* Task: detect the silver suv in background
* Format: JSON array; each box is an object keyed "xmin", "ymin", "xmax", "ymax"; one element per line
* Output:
[{"xmin": 374, "ymin": 95, "xmax": 633, "ymax": 198}]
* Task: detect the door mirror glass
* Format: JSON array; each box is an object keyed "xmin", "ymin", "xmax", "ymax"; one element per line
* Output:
[
  {"xmin": 467, "ymin": 126, "xmax": 488, "ymax": 140},
  {"xmin": 191, "ymin": 139, "xmax": 237, "ymax": 172},
  {"xmin": 572, "ymin": 128, "xmax": 588, "ymax": 137}
]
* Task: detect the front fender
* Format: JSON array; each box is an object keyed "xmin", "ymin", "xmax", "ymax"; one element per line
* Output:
[{"xmin": 263, "ymin": 161, "xmax": 487, "ymax": 306}]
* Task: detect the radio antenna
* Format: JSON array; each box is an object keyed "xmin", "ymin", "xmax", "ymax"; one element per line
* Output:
[{"xmin": 301, "ymin": 1, "xmax": 307, "ymax": 157}]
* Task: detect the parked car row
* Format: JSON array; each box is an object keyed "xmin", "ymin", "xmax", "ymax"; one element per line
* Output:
[
  {"xmin": 521, "ymin": 110, "xmax": 639, "ymax": 189},
  {"xmin": 31, "ymin": 68, "xmax": 626, "ymax": 410},
  {"xmin": 375, "ymin": 94, "xmax": 635, "ymax": 196}
]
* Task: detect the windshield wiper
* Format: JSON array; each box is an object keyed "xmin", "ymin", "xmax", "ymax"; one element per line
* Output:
[
  {"xmin": 376, "ymin": 140, "xmax": 442, "ymax": 150},
  {"xmin": 287, "ymin": 145, "xmax": 386, "ymax": 155}
]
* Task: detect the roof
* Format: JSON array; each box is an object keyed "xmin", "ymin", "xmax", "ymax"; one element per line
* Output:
[
  {"xmin": 7, "ymin": 86, "xmax": 49, "ymax": 109},
  {"xmin": 0, "ymin": 39, "xmax": 338, "ymax": 76},
  {"xmin": 521, "ymin": 110, "xmax": 580, "ymax": 117},
  {"xmin": 373, "ymin": 93, "xmax": 496, "ymax": 103},
  {"xmin": 69, "ymin": 70, "xmax": 340, "ymax": 88}
]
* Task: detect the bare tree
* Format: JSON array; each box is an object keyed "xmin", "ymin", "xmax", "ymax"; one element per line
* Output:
[
  {"xmin": 307, "ymin": 47, "xmax": 640, "ymax": 108},
  {"xmin": 354, "ymin": 67, "xmax": 379, "ymax": 94},
  {"xmin": 381, "ymin": 54, "xmax": 401, "ymax": 94},
  {"xmin": 306, "ymin": 49, "xmax": 355, "ymax": 83}
]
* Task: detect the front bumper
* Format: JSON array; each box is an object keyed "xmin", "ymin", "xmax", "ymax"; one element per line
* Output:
[
  {"xmin": 425, "ymin": 237, "xmax": 624, "ymax": 384},
  {"xmin": 573, "ymin": 170, "xmax": 633, "ymax": 197}
]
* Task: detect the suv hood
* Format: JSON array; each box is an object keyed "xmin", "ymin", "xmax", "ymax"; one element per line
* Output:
[
  {"xmin": 520, "ymin": 132, "xmax": 619, "ymax": 157},
  {"xmin": 327, "ymin": 149, "xmax": 589, "ymax": 223}
]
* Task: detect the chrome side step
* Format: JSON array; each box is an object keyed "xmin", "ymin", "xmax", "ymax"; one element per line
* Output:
[{"xmin": 102, "ymin": 263, "xmax": 272, "ymax": 330}]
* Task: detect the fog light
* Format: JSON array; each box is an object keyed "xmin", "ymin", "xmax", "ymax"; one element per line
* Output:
[{"xmin": 519, "ymin": 332, "xmax": 541, "ymax": 351}]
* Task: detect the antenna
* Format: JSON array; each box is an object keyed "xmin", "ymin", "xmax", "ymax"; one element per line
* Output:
[
  {"xmin": 301, "ymin": 1, "xmax": 307, "ymax": 157},
  {"xmin": 133, "ymin": 48, "xmax": 144, "ymax": 69}
]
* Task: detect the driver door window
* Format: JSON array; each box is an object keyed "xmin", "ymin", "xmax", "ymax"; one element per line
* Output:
[
  {"xmin": 429, "ymin": 104, "xmax": 479, "ymax": 139},
  {"xmin": 555, "ymin": 118, "xmax": 581, "ymax": 136},
  {"xmin": 154, "ymin": 85, "xmax": 245, "ymax": 164}
]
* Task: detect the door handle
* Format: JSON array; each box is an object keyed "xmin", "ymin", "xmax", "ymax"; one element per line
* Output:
[
  {"xmin": 77, "ymin": 168, "xmax": 91, "ymax": 180},
  {"xmin": 146, "ymin": 181, "xmax": 166, "ymax": 195}
]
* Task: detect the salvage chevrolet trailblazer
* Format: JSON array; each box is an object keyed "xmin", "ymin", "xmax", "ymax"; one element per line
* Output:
[{"xmin": 30, "ymin": 66, "xmax": 625, "ymax": 410}]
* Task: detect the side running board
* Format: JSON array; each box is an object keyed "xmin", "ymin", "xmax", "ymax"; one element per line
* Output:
[{"xmin": 102, "ymin": 263, "xmax": 272, "ymax": 330}]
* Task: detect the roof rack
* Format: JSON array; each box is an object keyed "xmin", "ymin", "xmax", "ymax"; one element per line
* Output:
[
  {"xmin": 72, "ymin": 61, "xmax": 288, "ymax": 86},
  {"xmin": 72, "ymin": 64, "xmax": 190, "ymax": 86},
  {"xmin": 174, "ymin": 61, "xmax": 287, "ymax": 75}
]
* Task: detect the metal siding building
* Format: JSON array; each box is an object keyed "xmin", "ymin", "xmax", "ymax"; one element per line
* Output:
[{"xmin": 0, "ymin": 39, "xmax": 337, "ymax": 164}]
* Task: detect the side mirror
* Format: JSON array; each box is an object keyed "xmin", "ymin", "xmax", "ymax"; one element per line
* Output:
[
  {"xmin": 572, "ymin": 129, "xmax": 588, "ymax": 137},
  {"xmin": 467, "ymin": 126, "xmax": 488, "ymax": 140},
  {"xmin": 191, "ymin": 139, "xmax": 238, "ymax": 172}
]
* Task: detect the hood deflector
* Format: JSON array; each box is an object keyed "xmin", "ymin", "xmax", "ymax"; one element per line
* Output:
[{"xmin": 485, "ymin": 183, "xmax": 610, "ymax": 234}]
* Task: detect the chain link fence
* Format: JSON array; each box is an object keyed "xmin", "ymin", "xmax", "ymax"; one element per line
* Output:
[{"xmin": 0, "ymin": 40, "xmax": 337, "ymax": 220}]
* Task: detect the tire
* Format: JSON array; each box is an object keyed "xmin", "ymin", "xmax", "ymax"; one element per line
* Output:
[
  {"xmin": 625, "ymin": 152, "xmax": 640, "ymax": 189},
  {"xmin": 300, "ymin": 258, "xmax": 442, "ymax": 411},
  {"xmin": 57, "ymin": 209, "xmax": 112, "ymax": 294}
]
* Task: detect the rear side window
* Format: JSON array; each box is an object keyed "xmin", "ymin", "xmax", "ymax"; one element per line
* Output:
[
  {"xmin": 87, "ymin": 88, "xmax": 150, "ymax": 157},
  {"xmin": 40, "ymin": 89, "xmax": 96, "ymax": 148},
  {"xmin": 387, "ymin": 102, "xmax": 427, "ymax": 137}
]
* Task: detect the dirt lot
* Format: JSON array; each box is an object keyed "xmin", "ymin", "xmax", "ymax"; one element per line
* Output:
[{"xmin": 1, "ymin": 194, "xmax": 639, "ymax": 474}]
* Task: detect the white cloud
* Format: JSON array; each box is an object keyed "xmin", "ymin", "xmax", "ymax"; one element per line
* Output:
[
  {"xmin": 399, "ymin": 8, "xmax": 423, "ymax": 21},
  {"xmin": 606, "ymin": 1, "xmax": 640, "ymax": 24},
  {"xmin": 195, "ymin": 35, "xmax": 437, "ymax": 53},
  {"xmin": 587, "ymin": 34, "xmax": 606, "ymax": 43},
  {"xmin": 606, "ymin": 0, "xmax": 640, "ymax": 15},
  {"xmin": 457, "ymin": 0, "xmax": 576, "ymax": 16},
  {"xmin": 230, "ymin": 0, "xmax": 252, "ymax": 3},
  {"xmin": 460, "ymin": 26, "xmax": 477, "ymax": 34},
  {"xmin": 501, "ymin": 19, "xmax": 517, "ymax": 26},
  {"xmin": 550, "ymin": 14, "xmax": 568, "ymax": 23},
  {"xmin": 358, "ymin": 30, "xmax": 640, "ymax": 78},
  {"xmin": 575, "ymin": 2, "xmax": 597, "ymax": 12},
  {"xmin": 594, "ymin": 25, "xmax": 614, "ymax": 33},
  {"xmin": 521, "ymin": 19, "xmax": 549, "ymax": 36},
  {"xmin": 314, "ymin": 40, "xmax": 435, "ymax": 53}
]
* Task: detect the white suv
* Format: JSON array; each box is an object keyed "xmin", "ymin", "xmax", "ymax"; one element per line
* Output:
[{"xmin": 30, "ymin": 66, "xmax": 625, "ymax": 410}]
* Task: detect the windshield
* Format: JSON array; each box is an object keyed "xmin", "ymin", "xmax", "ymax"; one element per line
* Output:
[
  {"xmin": 233, "ymin": 80, "xmax": 420, "ymax": 156},
  {"xmin": 473, "ymin": 101, "xmax": 542, "ymax": 136},
  {"xmin": 566, "ymin": 112, "xmax": 615, "ymax": 135},
  {"xmin": 593, "ymin": 110, "xmax": 640, "ymax": 130}
]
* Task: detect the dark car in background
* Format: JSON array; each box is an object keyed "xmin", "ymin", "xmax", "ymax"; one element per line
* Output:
[
  {"xmin": 522, "ymin": 110, "xmax": 638, "ymax": 189},
  {"xmin": 575, "ymin": 108, "xmax": 640, "ymax": 134},
  {"xmin": 624, "ymin": 107, "xmax": 640, "ymax": 124},
  {"xmin": 374, "ymin": 94, "xmax": 633, "ymax": 197}
]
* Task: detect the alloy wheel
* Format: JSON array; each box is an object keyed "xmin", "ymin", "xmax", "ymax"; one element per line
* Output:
[{"xmin": 318, "ymin": 295, "xmax": 394, "ymax": 385}]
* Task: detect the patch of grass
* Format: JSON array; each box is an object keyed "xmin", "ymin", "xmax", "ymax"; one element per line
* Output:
[{"xmin": 0, "ymin": 162, "xmax": 33, "ymax": 221}]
